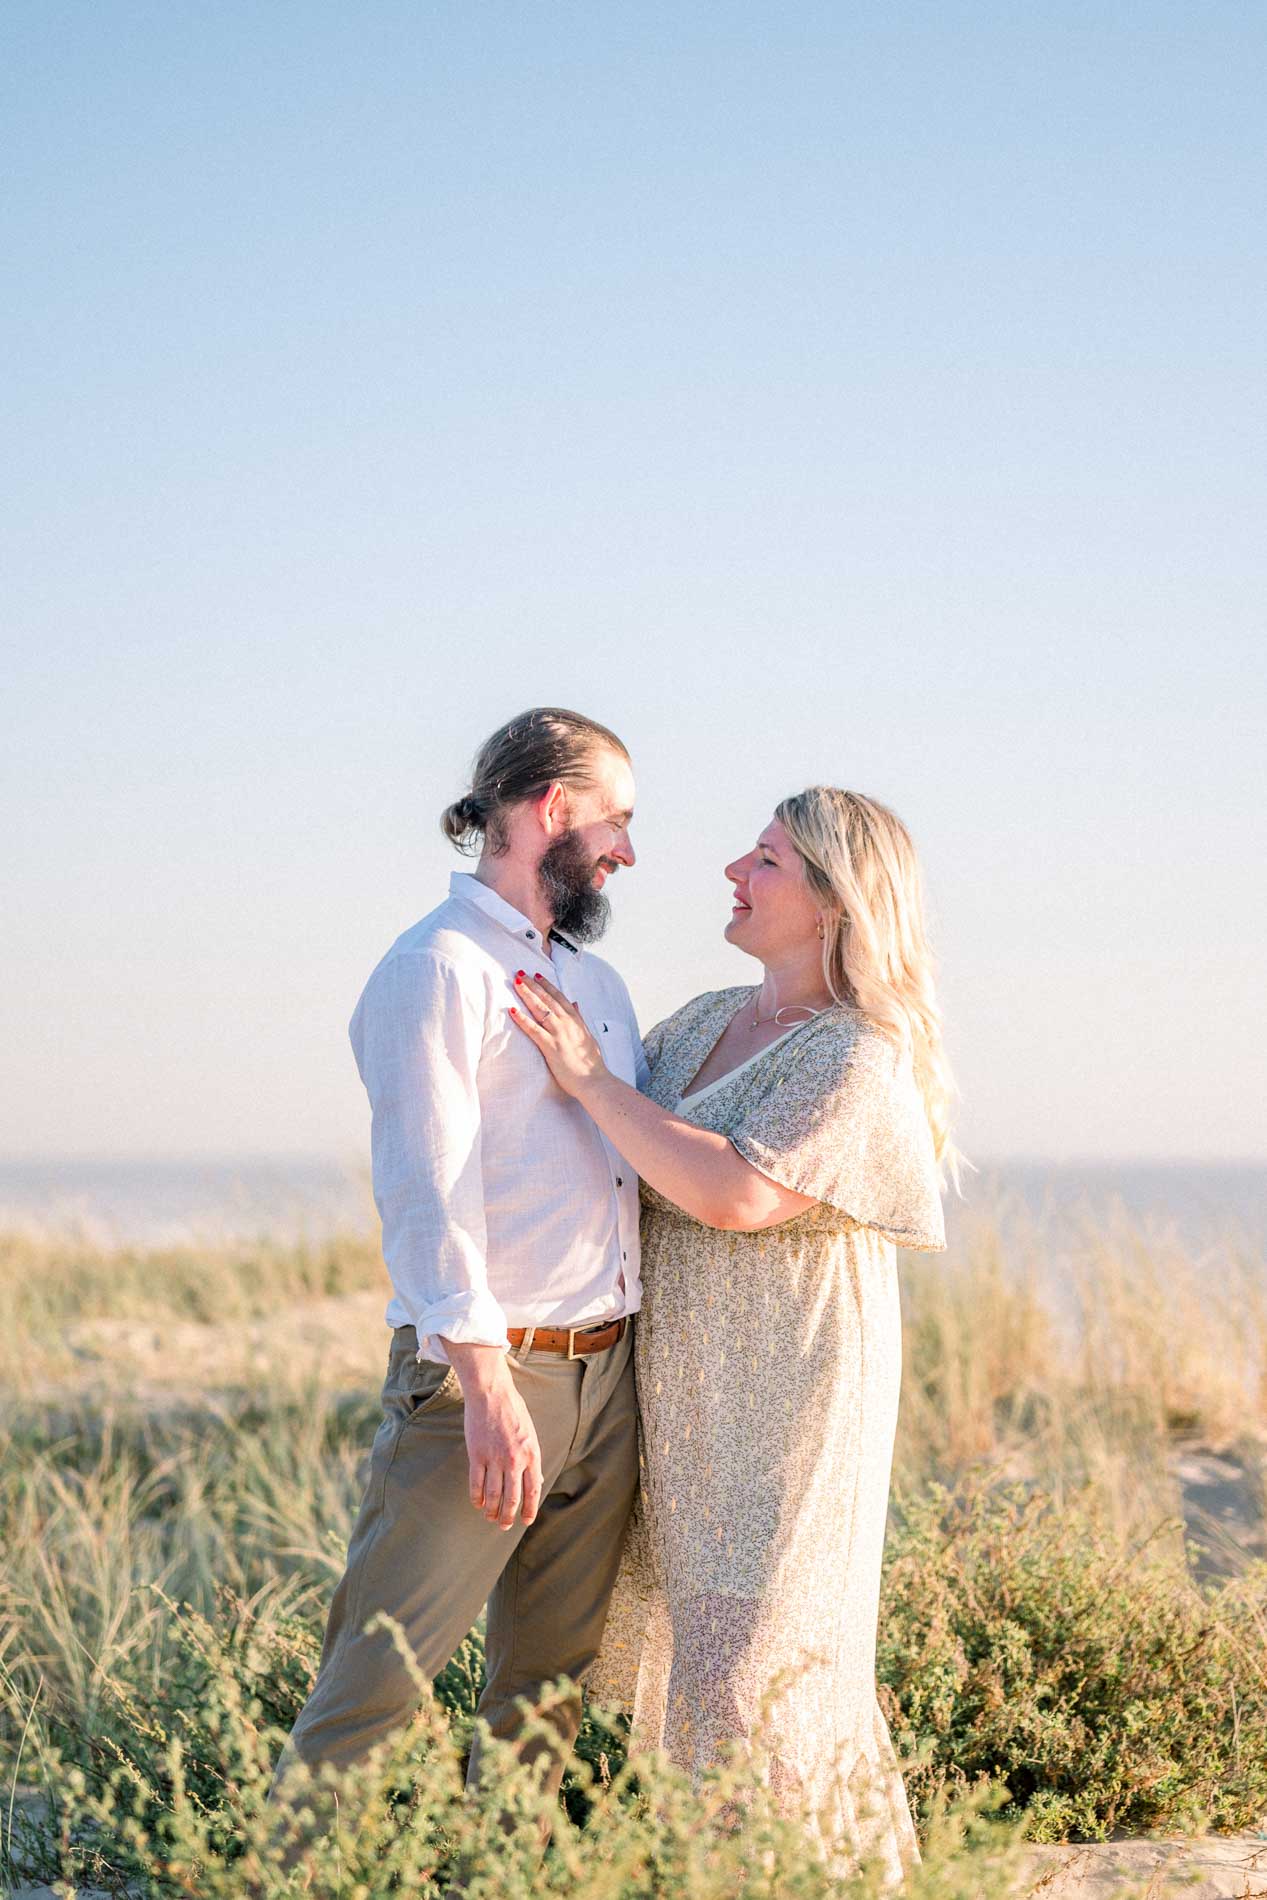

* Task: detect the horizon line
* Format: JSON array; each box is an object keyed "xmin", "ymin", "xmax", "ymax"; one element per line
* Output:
[{"xmin": 1, "ymin": 1150, "xmax": 1265, "ymax": 1171}]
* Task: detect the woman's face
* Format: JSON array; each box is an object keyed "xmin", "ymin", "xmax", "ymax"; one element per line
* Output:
[{"xmin": 724, "ymin": 818, "xmax": 822, "ymax": 963}]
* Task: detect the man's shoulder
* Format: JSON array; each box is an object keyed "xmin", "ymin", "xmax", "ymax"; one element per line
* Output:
[{"xmin": 359, "ymin": 899, "xmax": 500, "ymax": 999}]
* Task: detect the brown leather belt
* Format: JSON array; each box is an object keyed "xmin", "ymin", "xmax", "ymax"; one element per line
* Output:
[{"xmin": 505, "ymin": 1317, "xmax": 628, "ymax": 1359}]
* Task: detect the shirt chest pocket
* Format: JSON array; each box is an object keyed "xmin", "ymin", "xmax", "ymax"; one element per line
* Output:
[{"xmin": 595, "ymin": 1016, "xmax": 638, "ymax": 1085}]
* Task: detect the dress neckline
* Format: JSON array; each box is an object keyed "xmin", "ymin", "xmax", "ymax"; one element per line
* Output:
[
  {"xmin": 676, "ymin": 988, "xmax": 824, "ymax": 1109},
  {"xmin": 677, "ymin": 1022, "xmax": 810, "ymax": 1110}
]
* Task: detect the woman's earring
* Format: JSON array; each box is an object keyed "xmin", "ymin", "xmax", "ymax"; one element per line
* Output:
[{"xmin": 816, "ymin": 921, "xmax": 825, "ymax": 940}]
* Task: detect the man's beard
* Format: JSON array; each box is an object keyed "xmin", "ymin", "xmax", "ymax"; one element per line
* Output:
[{"xmin": 537, "ymin": 830, "xmax": 612, "ymax": 944}]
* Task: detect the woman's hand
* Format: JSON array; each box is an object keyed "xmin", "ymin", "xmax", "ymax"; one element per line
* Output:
[
  {"xmin": 511, "ymin": 975, "xmax": 817, "ymax": 1230},
  {"xmin": 509, "ymin": 970, "xmax": 611, "ymax": 1100}
]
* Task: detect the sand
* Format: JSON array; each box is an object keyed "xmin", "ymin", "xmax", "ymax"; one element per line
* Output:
[
  {"xmin": 12, "ymin": 1836, "xmax": 1267, "ymax": 1898},
  {"xmin": 1018, "ymin": 1835, "xmax": 1267, "ymax": 1897}
]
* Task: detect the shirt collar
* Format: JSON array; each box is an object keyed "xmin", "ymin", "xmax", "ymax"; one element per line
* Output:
[{"xmin": 449, "ymin": 872, "xmax": 581, "ymax": 958}]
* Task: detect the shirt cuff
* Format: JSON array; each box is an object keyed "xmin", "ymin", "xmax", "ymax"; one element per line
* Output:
[{"xmin": 414, "ymin": 1288, "xmax": 511, "ymax": 1365}]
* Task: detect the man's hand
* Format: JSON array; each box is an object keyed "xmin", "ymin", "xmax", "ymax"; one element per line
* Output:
[{"xmin": 442, "ymin": 1342, "xmax": 543, "ymax": 1530}]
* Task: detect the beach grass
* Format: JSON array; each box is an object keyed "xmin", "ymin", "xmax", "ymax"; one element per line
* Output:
[{"xmin": 1, "ymin": 1201, "xmax": 1264, "ymax": 1894}]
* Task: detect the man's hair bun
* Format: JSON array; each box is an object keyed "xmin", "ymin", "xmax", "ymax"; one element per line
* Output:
[{"xmin": 440, "ymin": 792, "xmax": 486, "ymax": 849}]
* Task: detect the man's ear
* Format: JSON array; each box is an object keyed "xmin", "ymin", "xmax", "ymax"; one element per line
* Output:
[{"xmin": 540, "ymin": 780, "xmax": 569, "ymax": 834}]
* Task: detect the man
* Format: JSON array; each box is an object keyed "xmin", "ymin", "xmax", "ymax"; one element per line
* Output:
[{"xmin": 274, "ymin": 705, "xmax": 643, "ymax": 1817}]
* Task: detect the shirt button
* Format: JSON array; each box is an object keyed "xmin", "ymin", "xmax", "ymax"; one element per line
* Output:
[
  {"xmin": 616, "ymin": 1176, "xmax": 624, "ymax": 1187},
  {"xmin": 525, "ymin": 930, "xmax": 535, "ymax": 939},
  {"xmin": 622, "ymin": 1251, "xmax": 628, "ymax": 1261}
]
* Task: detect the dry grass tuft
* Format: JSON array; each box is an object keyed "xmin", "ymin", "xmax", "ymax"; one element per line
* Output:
[{"xmin": 1, "ymin": 1201, "xmax": 1264, "ymax": 1893}]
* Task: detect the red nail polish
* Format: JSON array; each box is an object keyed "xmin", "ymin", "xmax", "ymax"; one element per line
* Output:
[
  {"xmin": 534, "ymin": 972, "xmax": 544, "ymax": 981},
  {"xmin": 515, "ymin": 969, "xmax": 525, "ymax": 980},
  {"xmin": 509, "ymin": 1006, "xmax": 518, "ymax": 1017}
]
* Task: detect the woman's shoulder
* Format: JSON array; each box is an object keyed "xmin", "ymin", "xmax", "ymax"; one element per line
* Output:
[
  {"xmin": 786, "ymin": 1004, "xmax": 913, "ymax": 1097},
  {"xmin": 797, "ymin": 1000, "xmax": 888, "ymax": 1057},
  {"xmin": 651, "ymin": 985, "xmax": 751, "ymax": 1041},
  {"xmin": 682, "ymin": 983, "xmax": 754, "ymax": 1018}
]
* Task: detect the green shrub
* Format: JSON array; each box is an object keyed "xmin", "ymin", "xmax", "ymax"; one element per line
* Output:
[
  {"xmin": 878, "ymin": 1479, "xmax": 1267, "ymax": 1839},
  {"xmin": 11, "ymin": 1476, "xmax": 1263, "ymax": 1894},
  {"xmin": 10, "ymin": 1595, "xmax": 1029, "ymax": 1899}
]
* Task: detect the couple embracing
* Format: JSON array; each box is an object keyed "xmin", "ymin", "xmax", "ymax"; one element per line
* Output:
[{"xmin": 275, "ymin": 705, "xmax": 951, "ymax": 1885}]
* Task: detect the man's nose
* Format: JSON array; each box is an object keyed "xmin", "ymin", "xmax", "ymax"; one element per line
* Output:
[{"xmin": 614, "ymin": 831, "xmax": 635, "ymax": 867}]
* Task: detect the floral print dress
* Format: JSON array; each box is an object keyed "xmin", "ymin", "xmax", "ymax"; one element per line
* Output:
[{"xmin": 590, "ymin": 986, "xmax": 946, "ymax": 1885}]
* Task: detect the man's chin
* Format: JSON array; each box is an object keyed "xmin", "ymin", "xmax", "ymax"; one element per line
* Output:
[{"xmin": 551, "ymin": 888, "xmax": 612, "ymax": 945}]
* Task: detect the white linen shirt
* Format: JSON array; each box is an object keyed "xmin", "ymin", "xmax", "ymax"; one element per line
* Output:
[{"xmin": 350, "ymin": 872, "xmax": 646, "ymax": 1364}]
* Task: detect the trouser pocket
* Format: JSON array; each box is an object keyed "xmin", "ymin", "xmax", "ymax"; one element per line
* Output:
[{"xmin": 382, "ymin": 1327, "xmax": 463, "ymax": 1422}]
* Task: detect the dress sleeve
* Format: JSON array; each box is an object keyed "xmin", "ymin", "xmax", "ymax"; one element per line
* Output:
[
  {"xmin": 728, "ymin": 1015, "xmax": 947, "ymax": 1251},
  {"xmin": 640, "ymin": 1013, "xmax": 672, "ymax": 1076}
]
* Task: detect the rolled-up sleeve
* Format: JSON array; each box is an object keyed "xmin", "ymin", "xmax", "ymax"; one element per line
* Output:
[{"xmin": 350, "ymin": 952, "xmax": 509, "ymax": 1363}]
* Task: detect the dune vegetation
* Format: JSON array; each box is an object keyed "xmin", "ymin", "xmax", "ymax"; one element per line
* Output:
[{"xmin": 1, "ymin": 1195, "xmax": 1264, "ymax": 1895}]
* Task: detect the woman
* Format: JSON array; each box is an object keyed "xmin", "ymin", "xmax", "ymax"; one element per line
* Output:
[{"xmin": 509, "ymin": 786, "xmax": 951, "ymax": 1883}]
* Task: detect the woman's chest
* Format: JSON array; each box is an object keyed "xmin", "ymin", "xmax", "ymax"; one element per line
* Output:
[
  {"xmin": 647, "ymin": 1057, "xmax": 745, "ymax": 1134},
  {"xmin": 677, "ymin": 1018, "xmax": 794, "ymax": 1104}
]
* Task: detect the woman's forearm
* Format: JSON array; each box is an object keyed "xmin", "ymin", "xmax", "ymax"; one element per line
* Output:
[
  {"xmin": 577, "ymin": 1074, "xmax": 742, "ymax": 1224},
  {"xmin": 505, "ymin": 970, "xmax": 814, "ymax": 1229},
  {"xmin": 576, "ymin": 1074, "xmax": 813, "ymax": 1230}
]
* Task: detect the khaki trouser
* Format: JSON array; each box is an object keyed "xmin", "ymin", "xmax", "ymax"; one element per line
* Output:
[{"xmin": 273, "ymin": 1319, "xmax": 637, "ymax": 1809}]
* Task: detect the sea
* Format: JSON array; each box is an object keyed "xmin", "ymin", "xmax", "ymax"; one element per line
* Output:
[{"xmin": 0, "ymin": 1156, "xmax": 1264, "ymax": 1256}]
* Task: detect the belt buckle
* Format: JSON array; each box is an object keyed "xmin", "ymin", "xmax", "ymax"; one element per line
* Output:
[{"xmin": 567, "ymin": 1318, "xmax": 622, "ymax": 1359}]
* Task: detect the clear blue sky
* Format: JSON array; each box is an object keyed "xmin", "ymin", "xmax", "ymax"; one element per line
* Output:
[{"xmin": 3, "ymin": 3, "xmax": 1264, "ymax": 1162}]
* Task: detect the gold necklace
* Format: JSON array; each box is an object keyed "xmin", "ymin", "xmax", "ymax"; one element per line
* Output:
[{"xmin": 750, "ymin": 1001, "xmax": 827, "ymax": 1029}]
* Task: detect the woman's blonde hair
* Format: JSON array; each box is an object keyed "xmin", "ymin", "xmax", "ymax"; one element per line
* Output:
[{"xmin": 775, "ymin": 786, "xmax": 960, "ymax": 1183}]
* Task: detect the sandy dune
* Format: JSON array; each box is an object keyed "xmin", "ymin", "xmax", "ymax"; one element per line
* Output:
[
  {"xmin": 12, "ymin": 1836, "xmax": 1267, "ymax": 1899},
  {"xmin": 59, "ymin": 1288, "xmax": 390, "ymax": 1401},
  {"xmin": 1019, "ymin": 1834, "xmax": 1267, "ymax": 1897}
]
